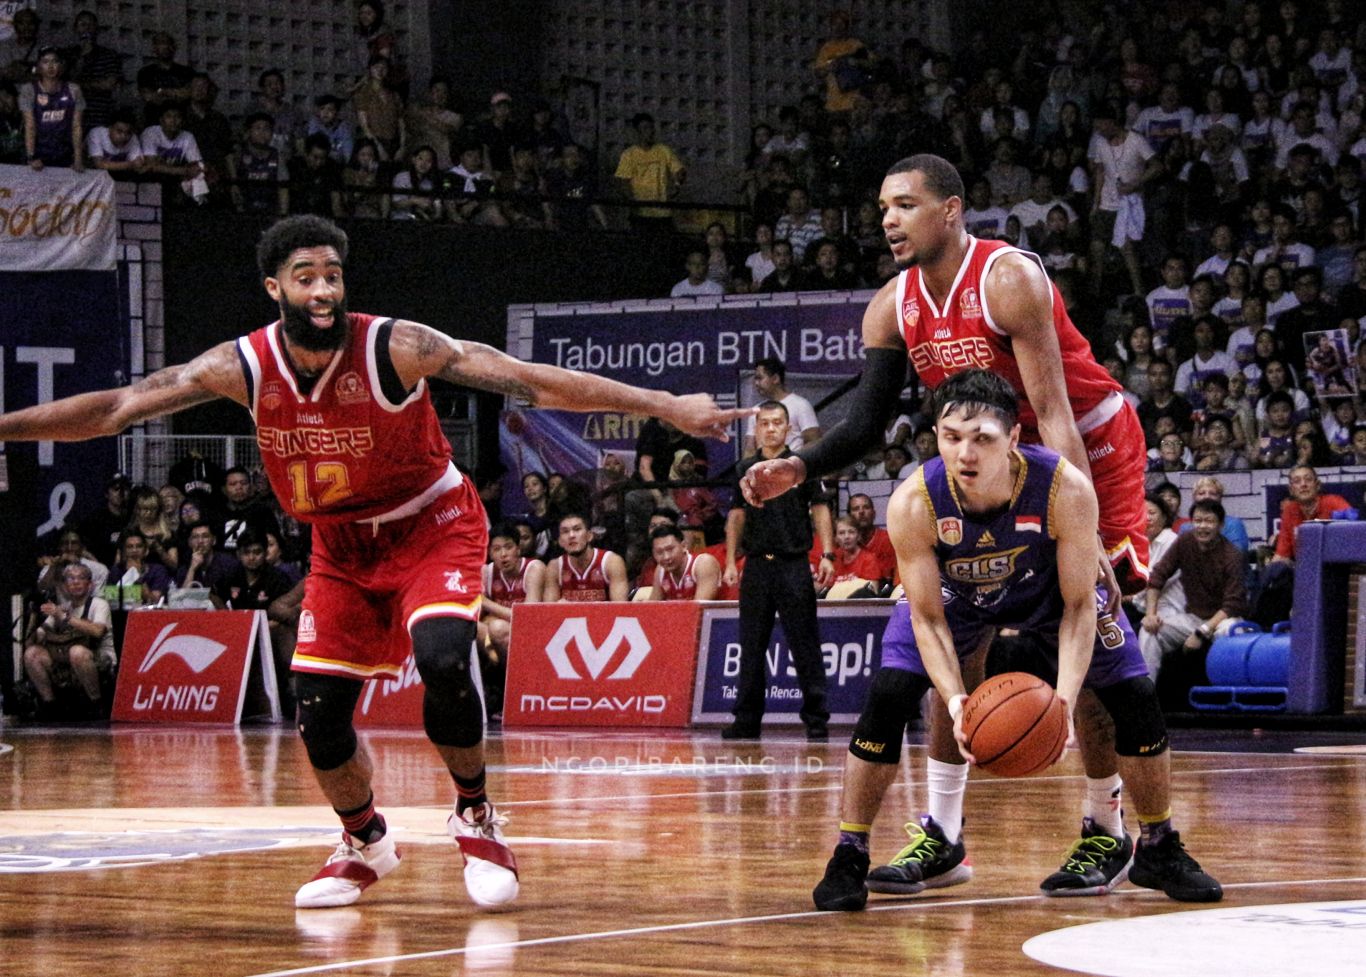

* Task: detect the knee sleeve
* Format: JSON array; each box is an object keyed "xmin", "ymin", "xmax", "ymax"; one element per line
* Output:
[
  {"xmin": 411, "ymin": 616, "xmax": 484, "ymax": 749},
  {"xmin": 849, "ymin": 667, "xmax": 931, "ymax": 764},
  {"xmin": 295, "ymin": 672, "xmax": 363, "ymax": 771},
  {"xmin": 1093, "ymin": 676, "xmax": 1168, "ymax": 757}
]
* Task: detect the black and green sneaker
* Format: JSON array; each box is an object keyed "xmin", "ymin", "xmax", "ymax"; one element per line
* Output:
[
  {"xmin": 1129, "ymin": 830, "xmax": 1223, "ymax": 902},
  {"xmin": 866, "ymin": 815, "xmax": 972, "ymax": 895},
  {"xmin": 1040, "ymin": 817, "xmax": 1134, "ymax": 897}
]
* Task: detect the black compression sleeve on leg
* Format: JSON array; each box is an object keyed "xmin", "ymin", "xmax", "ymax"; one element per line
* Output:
[
  {"xmin": 295, "ymin": 672, "xmax": 364, "ymax": 771},
  {"xmin": 411, "ymin": 617, "xmax": 485, "ymax": 749},
  {"xmin": 795, "ymin": 346, "xmax": 909, "ymax": 479},
  {"xmin": 848, "ymin": 667, "xmax": 931, "ymax": 764},
  {"xmin": 1093, "ymin": 676, "xmax": 1169, "ymax": 757}
]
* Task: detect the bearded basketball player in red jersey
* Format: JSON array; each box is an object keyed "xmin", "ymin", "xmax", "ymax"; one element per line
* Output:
[
  {"xmin": 743, "ymin": 154, "xmax": 1159, "ymax": 903},
  {"xmin": 0, "ymin": 215, "xmax": 749, "ymax": 910}
]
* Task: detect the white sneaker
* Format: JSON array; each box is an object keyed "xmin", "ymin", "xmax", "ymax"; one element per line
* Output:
[
  {"xmin": 295, "ymin": 831, "xmax": 401, "ymax": 908},
  {"xmin": 448, "ymin": 803, "xmax": 520, "ymax": 908}
]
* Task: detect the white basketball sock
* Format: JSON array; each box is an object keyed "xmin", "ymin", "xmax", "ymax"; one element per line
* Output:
[
  {"xmin": 1085, "ymin": 774, "xmax": 1125, "ymax": 837},
  {"xmin": 926, "ymin": 757, "xmax": 969, "ymax": 843}
]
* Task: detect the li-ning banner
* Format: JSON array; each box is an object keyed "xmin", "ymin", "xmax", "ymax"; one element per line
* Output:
[{"xmin": 0, "ymin": 165, "xmax": 117, "ymax": 271}]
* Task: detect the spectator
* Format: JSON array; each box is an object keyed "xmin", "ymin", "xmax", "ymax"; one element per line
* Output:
[
  {"xmin": 478, "ymin": 90, "xmax": 523, "ymax": 178},
  {"xmin": 1317, "ymin": 213, "xmax": 1358, "ymax": 300},
  {"xmin": 1219, "ymin": 277, "xmax": 1258, "ymax": 356},
  {"xmin": 62, "ymin": 10, "xmax": 121, "ymax": 129},
  {"xmin": 0, "ymin": 78, "xmax": 21, "ymax": 163},
  {"xmin": 86, "ymin": 109, "xmax": 144, "ymax": 172},
  {"xmin": 128, "ymin": 484, "xmax": 178, "ymax": 570},
  {"xmin": 355, "ymin": 1, "xmax": 404, "ymax": 94},
  {"xmin": 405, "ymin": 76, "xmax": 462, "ymax": 169},
  {"xmin": 1174, "ymin": 315, "xmax": 1237, "ymax": 403},
  {"xmin": 1254, "ymin": 205, "xmax": 1318, "ymax": 270},
  {"xmin": 1196, "ymin": 223, "xmax": 1239, "ymax": 278},
  {"xmin": 107, "ymin": 528, "xmax": 172, "ymax": 608},
  {"xmin": 250, "ymin": 68, "xmax": 304, "ymax": 161},
  {"xmin": 742, "ymin": 356, "xmax": 819, "ymax": 454},
  {"xmin": 1140, "ymin": 499, "xmax": 1248, "ymax": 701},
  {"xmin": 863, "ymin": 441, "xmax": 914, "ymax": 481},
  {"xmin": 812, "ymin": 10, "xmax": 872, "ymax": 116},
  {"xmin": 78, "ymin": 472, "xmax": 131, "ymax": 567},
  {"xmin": 822, "ymin": 515, "xmax": 884, "ymax": 594},
  {"xmin": 141, "ymin": 104, "xmax": 206, "ymax": 205},
  {"xmin": 525, "ymin": 98, "xmax": 566, "ymax": 172},
  {"xmin": 542, "ymin": 512, "xmax": 629, "ymax": 601},
  {"xmin": 774, "ymin": 186, "xmax": 824, "ymax": 262},
  {"xmin": 1195, "ymin": 373, "xmax": 1252, "ymax": 449},
  {"xmin": 341, "ymin": 138, "xmax": 386, "ymax": 218},
  {"xmin": 614, "ymin": 112, "xmax": 685, "ymax": 233},
  {"xmin": 962, "ymin": 177, "xmax": 1007, "ymax": 239},
  {"xmin": 22, "ymin": 562, "xmax": 114, "ymax": 719},
  {"xmin": 1088, "ymin": 104, "xmax": 1159, "ymax": 296},
  {"xmin": 1192, "ymin": 415, "xmax": 1249, "ymax": 470},
  {"xmin": 1255, "ymin": 464, "xmax": 1353, "ymax": 625},
  {"xmin": 807, "ymin": 238, "xmax": 860, "ymax": 290},
  {"xmin": 390, "ymin": 144, "xmax": 443, "ymax": 222},
  {"xmin": 500, "ymin": 144, "xmax": 547, "ymax": 227},
  {"xmin": 700, "ymin": 221, "xmax": 739, "ymax": 290},
  {"xmin": 173, "ymin": 521, "xmax": 237, "ymax": 592},
  {"xmin": 1293, "ymin": 420, "xmax": 1339, "ymax": 468},
  {"xmin": 666, "ymin": 449, "xmax": 721, "ymax": 540},
  {"xmin": 1183, "ymin": 477, "xmax": 1250, "ymax": 552},
  {"xmin": 1119, "ymin": 320, "xmax": 1157, "ymax": 398},
  {"xmin": 544, "ymin": 142, "xmax": 606, "ymax": 230},
  {"xmin": 1137, "ymin": 359, "xmax": 1194, "ymax": 447},
  {"xmin": 1345, "ymin": 423, "xmax": 1366, "ymax": 465},
  {"xmin": 36, "ymin": 528, "xmax": 109, "ymax": 594},
  {"xmin": 230, "ymin": 112, "xmax": 288, "ymax": 216},
  {"xmin": 20, "ymin": 47, "xmax": 83, "ymax": 170},
  {"xmin": 984, "ymin": 138, "xmax": 1031, "ymax": 207},
  {"xmin": 1322, "ymin": 397, "xmax": 1359, "ymax": 456},
  {"xmin": 764, "ymin": 104, "xmax": 811, "ymax": 169},
  {"xmin": 1253, "ymin": 359, "xmax": 1311, "ymax": 421},
  {"xmin": 1145, "ymin": 254, "xmax": 1192, "ymax": 352},
  {"xmin": 306, "ymin": 94, "xmax": 354, "ymax": 165},
  {"xmin": 844, "ymin": 493, "xmax": 896, "ymax": 587},
  {"xmin": 1252, "ymin": 390, "xmax": 1298, "ymax": 469},
  {"xmin": 1274, "ymin": 102, "xmax": 1338, "ymax": 171},
  {"xmin": 1148, "ymin": 426, "xmax": 1192, "ymax": 475},
  {"xmin": 1133, "ymin": 82, "xmax": 1194, "ymax": 155},
  {"xmin": 289, "ymin": 132, "xmax": 343, "ymax": 218},
  {"xmin": 1128, "ymin": 491, "xmax": 1180, "ymax": 619},
  {"xmin": 263, "ymin": 529, "xmax": 303, "ymax": 586},
  {"xmin": 670, "ymin": 248, "xmax": 724, "ymax": 299},
  {"xmin": 647, "ymin": 524, "xmax": 720, "ymax": 600},
  {"xmin": 210, "ymin": 529, "xmax": 293, "ymax": 612},
  {"xmin": 1, "ymin": 7, "xmax": 38, "ymax": 85},
  {"xmin": 445, "ymin": 140, "xmax": 506, "ymax": 225},
  {"xmin": 219, "ymin": 466, "xmax": 280, "ymax": 553},
  {"xmin": 755, "ymin": 238, "xmax": 806, "ymax": 293},
  {"xmin": 1010, "ymin": 171, "xmax": 1076, "ymax": 245},
  {"xmin": 135, "ymin": 32, "xmax": 193, "ymax": 127},
  {"xmin": 352, "ymin": 55, "xmax": 404, "ymax": 160},
  {"xmin": 1275, "ymin": 267, "xmax": 1336, "ymax": 373}
]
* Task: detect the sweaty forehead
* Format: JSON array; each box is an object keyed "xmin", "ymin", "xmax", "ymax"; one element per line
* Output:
[{"xmin": 938, "ymin": 410, "xmax": 1005, "ymax": 437}]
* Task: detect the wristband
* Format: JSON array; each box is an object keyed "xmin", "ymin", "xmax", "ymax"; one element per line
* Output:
[
  {"xmin": 947, "ymin": 693, "xmax": 967, "ymax": 722},
  {"xmin": 822, "ymin": 552, "xmax": 836, "ymax": 561}
]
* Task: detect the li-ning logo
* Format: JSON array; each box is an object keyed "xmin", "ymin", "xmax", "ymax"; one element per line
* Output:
[
  {"xmin": 139, "ymin": 624, "xmax": 229, "ymax": 674},
  {"xmin": 544, "ymin": 618, "xmax": 651, "ymax": 680}
]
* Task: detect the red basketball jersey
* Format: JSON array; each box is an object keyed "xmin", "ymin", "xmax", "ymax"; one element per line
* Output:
[
  {"xmin": 657, "ymin": 552, "xmax": 700, "ymax": 600},
  {"xmin": 558, "ymin": 548, "xmax": 609, "ymax": 601},
  {"xmin": 895, "ymin": 238, "xmax": 1120, "ymax": 438},
  {"xmin": 238, "ymin": 314, "xmax": 454, "ymax": 524},
  {"xmin": 489, "ymin": 557, "xmax": 533, "ymax": 605}
]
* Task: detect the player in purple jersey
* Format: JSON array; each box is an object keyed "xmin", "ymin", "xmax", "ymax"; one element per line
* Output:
[{"xmin": 813, "ymin": 370, "xmax": 1221, "ymax": 911}]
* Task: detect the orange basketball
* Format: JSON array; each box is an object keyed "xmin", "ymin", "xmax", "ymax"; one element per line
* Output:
[{"xmin": 960, "ymin": 672, "xmax": 1067, "ymax": 777}]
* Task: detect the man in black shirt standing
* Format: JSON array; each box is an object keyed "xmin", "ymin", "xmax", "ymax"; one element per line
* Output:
[{"xmin": 722, "ymin": 401, "xmax": 834, "ymax": 740}]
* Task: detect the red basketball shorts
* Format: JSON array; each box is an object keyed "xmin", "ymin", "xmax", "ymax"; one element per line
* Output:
[
  {"xmin": 293, "ymin": 478, "xmax": 489, "ymax": 680},
  {"xmin": 1081, "ymin": 401, "xmax": 1149, "ymax": 595}
]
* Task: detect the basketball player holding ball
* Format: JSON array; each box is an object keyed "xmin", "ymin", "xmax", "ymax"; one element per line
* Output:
[{"xmin": 810, "ymin": 370, "xmax": 1220, "ymax": 911}]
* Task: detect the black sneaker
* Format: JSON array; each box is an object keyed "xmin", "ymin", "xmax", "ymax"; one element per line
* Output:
[
  {"xmin": 1040, "ymin": 817, "xmax": 1134, "ymax": 897},
  {"xmin": 812, "ymin": 842, "xmax": 869, "ymax": 911},
  {"xmin": 1129, "ymin": 830, "xmax": 1223, "ymax": 902},
  {"xmin": 720, "ymin": 723, "xmax": 761, "ymax": 740},
  {"xmin": 806, "ymin": 724, "xmax": 829, "ymax": 741},
  {"xmin": 866, "ymin": 815, "xmax": 972, "ymax": 895}
]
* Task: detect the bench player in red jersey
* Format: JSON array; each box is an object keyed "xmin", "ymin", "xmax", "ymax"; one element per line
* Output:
[
  {"xmin": 647, "ymin": 524, "xmax": 720, "ymax": 600},
  {"xmin": 0, "ymin": 215, "xmax": 749, "ymax": 910},
  {"xmin": 742, "ymin": 155, "xmax": 1159, "ymax": 902}
]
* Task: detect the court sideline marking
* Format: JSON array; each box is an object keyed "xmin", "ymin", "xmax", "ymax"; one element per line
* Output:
[{"xmin": 242, "ymin": 875, "xmax": 1366, "ymax": 977}]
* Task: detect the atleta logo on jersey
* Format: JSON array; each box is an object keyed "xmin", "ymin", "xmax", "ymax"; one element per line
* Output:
[{"xmin": 945, "ymin": 546, "xmax": 1030, "ymax": 584}]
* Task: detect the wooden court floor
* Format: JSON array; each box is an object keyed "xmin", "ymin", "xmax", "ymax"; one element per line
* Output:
[{"xmin": 2, "ymin": 722, "xmax": 1365, "ymax": 977}]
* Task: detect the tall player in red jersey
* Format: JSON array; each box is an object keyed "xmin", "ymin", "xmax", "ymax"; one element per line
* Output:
[
  {"xmin": 0, "ymin": 215, "xmax": 749, "ymax": 910},
  {"xmin": 741, "ymin": 155, "xmax": 1158, "ymax": 903}
]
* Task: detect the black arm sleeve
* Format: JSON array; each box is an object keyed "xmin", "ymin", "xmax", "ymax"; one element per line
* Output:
[{"xmin": 794, "ymin": 346, "xmax": 909, "ymax": 479}]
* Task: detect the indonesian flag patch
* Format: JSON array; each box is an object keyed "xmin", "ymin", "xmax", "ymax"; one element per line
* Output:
[{"xmin": 1015, "ymin": 515, "xmax": 1042, "ymax": 533}]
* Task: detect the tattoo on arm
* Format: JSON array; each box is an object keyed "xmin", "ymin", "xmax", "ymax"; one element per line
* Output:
[{"xmin": 437, "ymin": 345, "xmax": 540, "ymax": 404}]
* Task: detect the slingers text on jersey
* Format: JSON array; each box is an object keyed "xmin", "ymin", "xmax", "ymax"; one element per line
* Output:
[
  {"xmin": 238, "ymin": 314, "xmax": 453, "ymax": 524},
  {"xmin": 896, "ymin": 237, "xmax": 1120, "ymax": 436}
]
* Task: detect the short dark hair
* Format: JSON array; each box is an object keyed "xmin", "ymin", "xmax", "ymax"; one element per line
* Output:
[
  {"xmin": 256, "ymin": 215, "xmax": 350, "ymax": 278},
  {"xmin": 489, "ymin": 522, "xmax": 520, "ymax": 545},
  {"xmin": 258, "ymin": 68, "xmax": 284, "ymax": 86},
  {"xmin": 1265, "ymin": 390, "xmax": 1295, "ymax": 411},
  {"xmin": 1203, "ymin": 373, "xmax": 1230, "ymax": 391},
  {"xmin": 756, "ymin": 399, "xmax": 790, "ymax": 419},
  {"xmin": 753, "ymin": 357, "xmax": 786, "ymax": 382},
  {"xmin": 314, "ymin": 94, "xmax": 342, "ymax": 108},
  {"xmin": 885, "ymin": 153, "xmax": 965, "ymax": 201},
  {"xmin": 303, "ymin": 132, "xmax": 332, "ymax": 154},
  {"xmin": 1145, "ymin": 492, "xmax": 1174, "ymax": 527},
  {"xmin": 649, "ymin": 506, "xmax": 679, "ymax": 523},
  {"xmin": 1189, "ymin": 498, "xmax": 1226, "ymax": 524},
  {"xmin": 557, "ymin": 511, "xmax": 590, "ymax": 532},
  {"xmin": 932, "ymin": 368, "xmax": 1020, "ymax": 427},
  {"xmin": 245, "ymin": 111, "xmax": 274, "ymax": 129},
  {"xmin": 236, "ymin": 529, "xmax": 266, "ymax": 552},
  {"xmin": 649, "ymin": 524, "xmax": 684, "ymax": 544}
]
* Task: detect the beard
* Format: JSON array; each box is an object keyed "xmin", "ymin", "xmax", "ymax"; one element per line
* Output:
[{"xmin": 280, "ymin": 295, "xmax": 349, "ymax": 352}]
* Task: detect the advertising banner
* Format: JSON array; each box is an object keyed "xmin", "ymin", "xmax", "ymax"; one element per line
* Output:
[
  {"xmin": 0, "ymin": 165, "xmax": 117, "ymax": 271},
  {"xmin": 691, "ymin": 602, "xmax": 895, "ymax": 725},
  {"xmin": 112, "ymin": 611, "xmax": 279, "ymax": 724},
  {"xmin": 352, "ymin": 648, "xmax": 486, "ymax": 728},
  {"xmin": 504, "ymin": 603, "xmax": 703, "ymax": 727}
]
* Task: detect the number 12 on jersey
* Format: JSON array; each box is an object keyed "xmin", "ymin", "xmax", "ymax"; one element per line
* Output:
[{"xmin": 286, "ymin": 460, "xmax": 354, "ymax": 513}]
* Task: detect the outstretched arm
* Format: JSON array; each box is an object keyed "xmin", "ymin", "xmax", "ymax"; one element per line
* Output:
[
  {"xmin": 0, "ymin": 341, "xmax": 247, "ymax": 443},
  {"xmin": 388, "ymin": 320, "xmax": 749, "ymax": 440}
]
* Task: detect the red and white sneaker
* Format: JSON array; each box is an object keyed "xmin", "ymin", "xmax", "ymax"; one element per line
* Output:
[
  {"xmin": 295, "ymin": 831, "xmax": 401, "ymax": 908},
  {"xmin": 448, "ymin": 803, "xmax": 519, "ymax": 908}
]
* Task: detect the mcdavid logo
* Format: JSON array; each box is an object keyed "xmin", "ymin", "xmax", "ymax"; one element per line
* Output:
[
  {"xmin": 544, "ymin": 618, "xmax": 651, "ymax": 680},
  {"xmin": 138, "ymin": 624, "xmax": 229, "ymax": 674}
]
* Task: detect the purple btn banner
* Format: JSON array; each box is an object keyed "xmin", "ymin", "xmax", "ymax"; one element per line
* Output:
[{"xmin": 691, "ymin": 602, "xmax": 894, "ymax": 725}]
